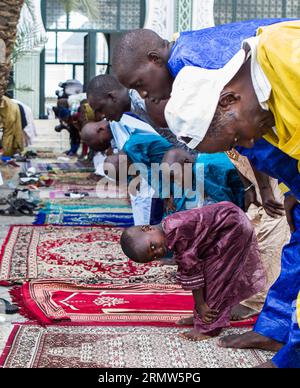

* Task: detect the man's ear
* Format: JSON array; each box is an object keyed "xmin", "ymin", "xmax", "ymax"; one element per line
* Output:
[
  {"xmin": 108, "ymin": 91, "xmax": 118, "ymax": 103},
  {"xmin": 219, "ymin": 92, "xmax": 240, "ymax": 109},
  {"xmin": 147, "ymin": 51, "xmax": 163, "ymax": 65}
]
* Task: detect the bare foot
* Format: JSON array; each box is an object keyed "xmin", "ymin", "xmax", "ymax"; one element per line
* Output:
[
  {"xmin": 177, "ymin": 316, "xmax": 194, "ymax": 326},
  {"xmin": 179, "ymin": 328, "xmax": 221, "ymax": 342},
  {"xmin": 255, "ymin": 360, "xmax": 277, "ymax": 369},
  {"xmin": 218, "ymin": 331, "xmax": 284, "ymax": 352},
  {"xmin": 231, "ymin": 304, "xmax": 257, "ymax": 321}
]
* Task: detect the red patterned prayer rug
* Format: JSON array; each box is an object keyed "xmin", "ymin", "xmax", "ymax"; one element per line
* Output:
[
  {"xmin": 0, "ymin": 325, "xmax": 274, "ymax": 368},
  {"xmin": 11, "ymin": 280, "xmax": 257, "ymax": 328},
  {"xmin": 0, "ymin": 225, "xmax": 176, "ymax": 285},
  {"xmin": 12, "ymin": 280, "xmax": 193, "ymax": 326}
]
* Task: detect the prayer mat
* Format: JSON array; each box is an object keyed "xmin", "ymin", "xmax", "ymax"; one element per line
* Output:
[
  {"xmin": 34, "ymin": 199, "xmax": 134, "ymax": 226},
  {"xmin": 51, "ymin": 172, "xmax": 96, "ymax": 186},
  {"xmin": 12, "ymin": 281, "xmax": 192, "ymax": 326},
  {"xmin": 11, "ymin": 280, "xmax": 259, "ymax": 328},
  {"xmin": 34, "ymin": 211, "xmax": 134, "ymax": 227},
  {"xmin": 35, "ymin": 151, "xmax": 63, "ymax": 159},
  {"xmin": 0, "ymin": 225, "xmax": 176, "ymax": 285},
  {"xmin": 0, "ymin": 325, "xmax": 275, "ymax": 368},
  {"xmin": 40, "ymin": 200, "xmax": 132, "ymax": 213},
  {"xmin": 28, "ymin": 161, "xmax": 94, "ymax": 174}
]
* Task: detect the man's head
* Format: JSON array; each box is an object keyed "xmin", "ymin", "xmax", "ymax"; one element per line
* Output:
[
  {"xmin": 162, "ymin": 148, "xmax": 195, "ymax": 188},
  {"xmin": 87, "ymin": 75, "xmax": 131, "ymax": 122},
  {"xmin": 165, "ymin": 54, "xmax": 276, "ymax": 153},
  {"xmin": 80, "ymin": 120, "xmax": 113, "ymax": 152},
  {"xmin": 112, "ymin": 29, "xmax": 174, "ymax": 102},
  {"xmin": 195, "ymin": 61, "xmax": 275, "ymax": 153},
  {"xmin": 103, "ymin": 152, "xmax": 131, "ymax": 184},
  {"xmin": 120, "ymin": 225, "xmax": 167, "ymax": 264},
  {"xmin": 162, "ymin": 148, "xmax": 195, "ymax": 166}
]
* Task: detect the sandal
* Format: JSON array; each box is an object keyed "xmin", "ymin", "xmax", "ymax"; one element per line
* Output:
[
  {"xmin": 0, "ymin": 197, "xmax": 7, "ymax": 206},
  {"xmin": 0, "ymin": 298, "xmax": 19, "ymax": 315},
  {"xmin": 0, "ymin": 198, "xmax": 37, "ymax": 217},
  {"xmin": 24, "ymin": 151, "xmax": 37, "ymax": 159}
]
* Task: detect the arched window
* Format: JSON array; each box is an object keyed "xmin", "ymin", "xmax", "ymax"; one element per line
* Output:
[{"xmin": 214, "ymin": 0, "xmax": 300, "ymax": 25}]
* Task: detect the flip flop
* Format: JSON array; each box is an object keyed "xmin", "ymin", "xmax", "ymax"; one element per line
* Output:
[{"xmin": 0, "ymin": 298, "xmax": 19, "ymax": 315}]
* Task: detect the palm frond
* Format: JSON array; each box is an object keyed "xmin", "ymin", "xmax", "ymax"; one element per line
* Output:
[
  {"xmin": 59, "ymin": 0, "xmax": 99, "ymax": 20},
  {"xmin": 12, "ymin": 18, "xmax": 48, "ymax": 64},
  {"xmin": 24, "ymin": 0, "xmax": 37, "ymax": 21},
  {"xmin": 76, "ymin": 0, "xmax": 99, "ymax": 20}
]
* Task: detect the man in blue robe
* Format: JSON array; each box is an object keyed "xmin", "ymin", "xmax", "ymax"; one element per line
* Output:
[
  {"xmin": 112, "ymin": 18, "xmax": 290, "ymax": 103},
  {"xmin": 219, "ymin": 139, "xmax": 300, "ymax": 368}
]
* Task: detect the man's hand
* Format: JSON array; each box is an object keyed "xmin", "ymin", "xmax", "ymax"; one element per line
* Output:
[
  {"xmin": 244, "ymin": 185, "xmax": 261, "ymax": 211},
  {"xmin": 260, "ymin": 187, "xmax": 285, "ymax": 218},
  {"xmin": 196, "ymin": 303, "xmax": 219, "ymax": 324},
  {"xmin": 164, "ymin": 196, "xmax": 176, "ymax": 214},
  {"xmin": 284, "ymin": 195, "xmax": 298, "ymax": 233}
]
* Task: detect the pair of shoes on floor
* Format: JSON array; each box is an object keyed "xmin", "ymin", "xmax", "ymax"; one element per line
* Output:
[
  {"xmin": 0, "ymin": 198, "xmax": 37, "ymax": 217},
  {"xmin": 0, "ymin": 298, "xmax": 19, "ymax": 315},
  {"xmin": 23, "ymin": 151, "xmax": 37, "ymax": 159},
  {"xmin": 19, "ymin": 169, "xmax": 40, "ymax": 185}
]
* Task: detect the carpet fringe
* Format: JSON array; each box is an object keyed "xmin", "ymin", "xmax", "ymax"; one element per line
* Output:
[{"xmin": 9, "ymin": 286, "xmax": 41, "ymax": 324}]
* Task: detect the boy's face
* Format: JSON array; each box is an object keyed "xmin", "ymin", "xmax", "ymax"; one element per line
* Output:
[
  {"xmin": 88, "ymin": 90, "xmax": 130, "ymax": 122},
  {"xmin": 136, "ymin": 226, "xmax": 167, "ymax": 262},
  {"xmin": 118, "ymin": 61, "xmax": 174, "ymax": 103}
]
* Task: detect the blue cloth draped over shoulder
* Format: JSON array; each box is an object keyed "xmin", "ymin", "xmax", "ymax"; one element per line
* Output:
[
  {"xmin": 123, "ymin": 133, "xmax": 173, "ymax": 199},
  {"xmin": 173, "ymin": 153, "xmax": 244, "ymax": 212},
  {"xmin": 123, "ymin": 133, "xmax": 173, "ymax": 166},
  {"xmin": 198, "ymin": 153, "xmax": 244, "ymax": 208},
  {"xmin": 168, "ymin": 18, "xmax": 291, "ymax": 77},
  {"xmin": 237, "ymin": 138, "xmax": 300, "ymax": 200}
]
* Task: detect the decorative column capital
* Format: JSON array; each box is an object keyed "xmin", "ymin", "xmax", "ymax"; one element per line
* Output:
[
  {"xmin": 192, "ymin": 0, "xmax": 215, "ymax": 30},
  {"xmin": 144, "ymin": 0, "xmax": 176, "ymax": 39}
]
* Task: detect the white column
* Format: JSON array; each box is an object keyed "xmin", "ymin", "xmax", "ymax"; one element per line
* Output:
[
  {"xmin": 13, "ymin": 0, "xmax": 46, "ymax": 118},
  {"xmin": 144, "ymin": 0, "xmax": 176, "ymax": 39},
  {"xmin": 192, "ymin": 0, "xmax": 215, "ymax": 30},
  {"xmin": 14, "ymin": 53, "xmax": 40, "ymax": 118}
]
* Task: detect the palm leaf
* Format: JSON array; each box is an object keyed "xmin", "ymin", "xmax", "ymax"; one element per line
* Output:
[
  {"xmin": 59, "ymin": 0, "xmax": 99, "ymax": 20},
  {"xmin": 12, "ymin": 18, "xmax": 48, "ymax": 63},
  {"xmin": 24, "ymin": 0, "xmax": 37, "ymax": 20}
]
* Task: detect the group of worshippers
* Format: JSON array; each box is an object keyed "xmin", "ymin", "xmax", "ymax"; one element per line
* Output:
[
  {"xmin": 80, "ymin": 18, "xmax": 300, "ymax": 368},
  {"xmin": 0, "ymin": 96, "xmax": 37, "ymax": 156}
]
